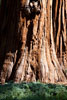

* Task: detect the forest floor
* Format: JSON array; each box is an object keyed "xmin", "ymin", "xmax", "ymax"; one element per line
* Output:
[{"xmin": 0, "ymin": 82, "xmax": 67, "ymax": 100}]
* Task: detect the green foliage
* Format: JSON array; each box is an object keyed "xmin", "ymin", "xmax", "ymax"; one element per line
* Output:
[
  {"xmin": 65, "ymin": 69, "xmax": 67, "ymax": 73},
  {"xmin": 0, "ymin": 82, "xmax": 67, "ymax": 100}
]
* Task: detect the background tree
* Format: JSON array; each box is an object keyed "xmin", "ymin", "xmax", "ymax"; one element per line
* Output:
[{"xmin": 0, "ymin": 0, "xmax": 67, "ymax": 84}]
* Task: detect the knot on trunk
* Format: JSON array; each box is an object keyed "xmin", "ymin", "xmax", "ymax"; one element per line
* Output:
[{"xmin": 21, "ymin": 0, "xmax": 42, "ymax": 18}]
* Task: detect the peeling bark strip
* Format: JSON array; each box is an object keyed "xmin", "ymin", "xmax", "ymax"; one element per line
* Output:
[{"xmin": 0, "ymin": 0, "xmax": 67, "ymax": 84}]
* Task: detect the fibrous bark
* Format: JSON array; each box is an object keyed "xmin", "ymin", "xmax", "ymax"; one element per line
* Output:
[{"xmin": 0, "ymin": 0, "xmax": 67, "ymax": 84}]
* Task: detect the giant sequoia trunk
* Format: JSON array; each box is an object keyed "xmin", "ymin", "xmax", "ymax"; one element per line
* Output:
[{"xmin": 0, "ymin": 0, "xmax": 67, "ymax": 84}]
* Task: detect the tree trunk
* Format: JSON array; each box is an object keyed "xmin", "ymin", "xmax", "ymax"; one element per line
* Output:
[{"xmin": 0, "ymin": 0, "xmax": 67, "ymax": 84}]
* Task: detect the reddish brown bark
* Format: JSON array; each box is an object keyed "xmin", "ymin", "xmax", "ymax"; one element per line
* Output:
[{"xmin": 0, "ymin": 0, "xmax": 67, "ymax": 84}]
